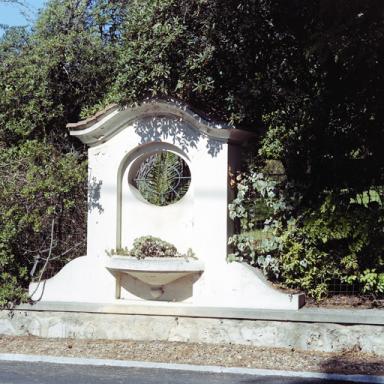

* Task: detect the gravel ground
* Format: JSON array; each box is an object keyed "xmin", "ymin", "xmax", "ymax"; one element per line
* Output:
[
  {"xmin": 305, "ymin": 295, "xmax": 384, "ymax": 309},
  {"xmin": 0, "ymin": 336, "xmax": 383, "ymax": 376}
]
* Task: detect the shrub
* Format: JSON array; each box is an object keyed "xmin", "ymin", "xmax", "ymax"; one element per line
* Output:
[
  {"xmin": 229, "ymin": 161, "xmax": 384, "ymax": 300},
  {"xmin": 0, "ymin": 0, "xmax": 124, "ymax": 305},
  {"xmin": 278, "ymin": 191, "xmax": 384, "ymax": 299},
  {"xmin": 0, "ymin": 141, "xmax": 87, "ymax": 306}
]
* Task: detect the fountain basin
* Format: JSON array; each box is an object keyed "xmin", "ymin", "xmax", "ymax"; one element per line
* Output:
[{"xmin": 105, "ymin": 256, "xmax": 204, "ymax": 286}]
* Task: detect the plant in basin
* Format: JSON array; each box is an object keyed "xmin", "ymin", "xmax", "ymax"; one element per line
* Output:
[
  {"xmin": 107, "ymin": 236, "xmax": 195, "ymax": 260},
  {"xmin": 106, "ymin": 236, "xmax": 201, "ymax": 293}
]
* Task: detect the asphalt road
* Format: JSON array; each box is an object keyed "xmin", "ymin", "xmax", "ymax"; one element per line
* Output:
[{"xmin": 0, "ymin": 361, "xmax": 363, "ymax": 384}]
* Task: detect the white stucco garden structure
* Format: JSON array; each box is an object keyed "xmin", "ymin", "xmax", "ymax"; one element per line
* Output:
[{"xmin": 30, "ymin": 100, "xmax": 305, "ymax": 310}]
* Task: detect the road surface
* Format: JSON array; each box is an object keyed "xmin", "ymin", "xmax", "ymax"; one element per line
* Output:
[{"xmin": 0, "ymin": 361, "xmax": 363, "ymax": 384}]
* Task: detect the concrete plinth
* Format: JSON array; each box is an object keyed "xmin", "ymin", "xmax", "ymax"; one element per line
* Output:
[{"xmin": 1, "ymin": 303, "xmax": 383, "ymax": 355}]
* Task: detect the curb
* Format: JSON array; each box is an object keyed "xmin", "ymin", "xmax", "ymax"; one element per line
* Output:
[{"xmin": 0, "ymin": 353, "xmax": 384, "ymax": 383}]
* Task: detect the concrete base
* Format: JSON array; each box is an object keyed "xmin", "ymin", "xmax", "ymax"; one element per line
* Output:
[
  {"xmin": 55, "ymin": 102, "xmax": 305, "ymax": 311},
  {"xmin": 29, "ymin": 256, "xmax": 305, "ymax": 310},
  {"xmin": 1, "ymin": 303, "xmax": 383, "ymax": 355}
]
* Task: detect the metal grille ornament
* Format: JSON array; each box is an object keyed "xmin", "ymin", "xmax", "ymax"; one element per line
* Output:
[{"xmin": 133, "ymin": 152, "xmax": 191, "ymax": 206}]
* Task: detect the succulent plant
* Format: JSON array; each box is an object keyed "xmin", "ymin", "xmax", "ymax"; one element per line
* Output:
[{"xmin": 107, "ymin": 236, "xmax": 195, "ymax": 259}]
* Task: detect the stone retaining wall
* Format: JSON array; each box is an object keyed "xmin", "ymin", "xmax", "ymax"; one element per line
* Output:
[{"xmin": 1, "ymin": 308, "xmax": 383, "ymax": 355}]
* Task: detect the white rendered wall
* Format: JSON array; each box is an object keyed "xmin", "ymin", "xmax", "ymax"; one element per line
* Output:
[
  {"xmin": 30, "ymin": 106, "xmax": 304, "ymax": 309},
  {"xmin": 84, "ymin": 116, "xmax": 232, "ymax": 303},
  {"xmin": 87, "ymin": 116, "xmax": 229, "ymax": 260}
]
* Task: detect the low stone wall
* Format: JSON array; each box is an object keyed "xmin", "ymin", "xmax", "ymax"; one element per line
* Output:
[{"xmin": 1, "ymin": 304, "xmax": 383, "ymax": 355}]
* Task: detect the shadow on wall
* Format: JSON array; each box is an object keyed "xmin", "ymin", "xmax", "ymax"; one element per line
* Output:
[
  {"xmin": 88, "ymin": 176, "xmax": 103, "ymax": 214},
  {"xmin": 87, "ymin": 116, "xmax": 224, "ymax": 215},
  {"xmin": 133, "ymin": 116, "xmax": 223, "ymax": 157}
]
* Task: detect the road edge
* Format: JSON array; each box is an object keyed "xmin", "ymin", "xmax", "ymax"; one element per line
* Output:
[{"xmin": 0, "ymin": 353, "xmax": 383, "ymax": 383}]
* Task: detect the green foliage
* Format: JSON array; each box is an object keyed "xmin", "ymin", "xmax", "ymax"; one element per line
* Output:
[
  {"xmin": 0, "ymin": 0, "xmax": 125, "ymax": 305},
  {"xmin": 278, "ymin": 191, "xmax": 384, "ymax": 299},
  {"xmin": 0, "ymin": 141, "xmax": 87, "ymax": 306},
  {"xmin": 108, "ymin": 0, "xmax": 384, "ymax": 187},
  {"xmin": 111, "ymin": 0, "xmax": 294, "ymax": 130},
  {"xmin": 360, "ymin": 270, "xmax": 384, "ymax": 294},
  {"xmin": 230, "ymin": 161, "xmax": 384, "ymax": 299},
  {"xmin": 228, "ymin": 161, "xmax": 292, "ymax": 278},
  {"xmin": 107, "ymin": 236, "xmax": 195, "ymax": 260},
  {"xmin": 257, "ymin": 1, "xmax": 384, "ymax": 186},
  {"xmin": 0, "ymin": 0, "xmax": 121, "ymax": 146}
]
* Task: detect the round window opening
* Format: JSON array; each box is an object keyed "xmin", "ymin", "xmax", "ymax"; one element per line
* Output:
[{"xmin": 131, "ymin": 151, "xmax": 191, "ymax": 206}]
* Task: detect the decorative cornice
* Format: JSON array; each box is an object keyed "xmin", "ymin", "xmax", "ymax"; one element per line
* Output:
[
  {"xmin": 66, "ymin": 100, "xmax": 256, "ymax": 146},
  {"xmin": 67, "ymin": 104, "xmax": 119, "ymax": 131}
]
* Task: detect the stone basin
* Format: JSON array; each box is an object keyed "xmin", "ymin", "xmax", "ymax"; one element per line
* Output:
[{"xmin": 105, "ymin": 256, "xmax": 205, "ymax": 286}]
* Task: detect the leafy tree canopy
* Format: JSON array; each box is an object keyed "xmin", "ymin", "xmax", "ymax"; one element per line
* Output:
[
  {"xmin": 110, "ymin": 0, "xmax": 384, "ymax": 190},
  {"xmin": 0, "ymin": 0, "xmax": 126, "ymax": 305}
]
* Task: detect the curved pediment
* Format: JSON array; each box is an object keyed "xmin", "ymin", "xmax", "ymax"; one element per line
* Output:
[{"xmin": 66, "ymin": 100, "xmax": 254, "ymax": 146}]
